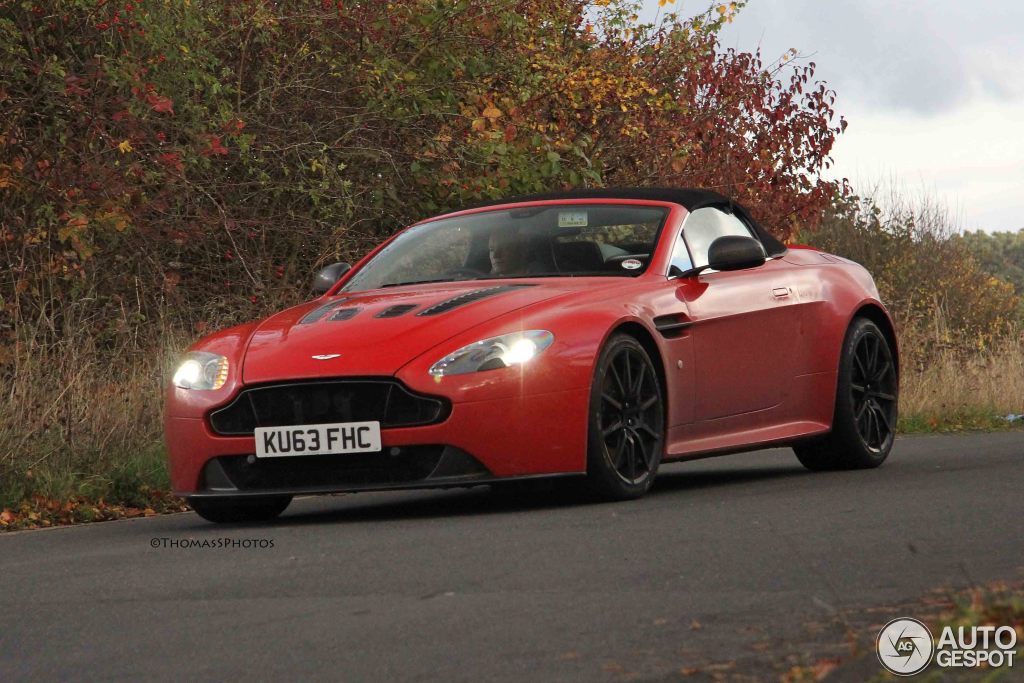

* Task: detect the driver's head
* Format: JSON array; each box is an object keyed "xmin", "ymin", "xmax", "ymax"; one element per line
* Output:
[{"xmin": 489, "ymin": 230, "xmax": 529, "ymax": 275}]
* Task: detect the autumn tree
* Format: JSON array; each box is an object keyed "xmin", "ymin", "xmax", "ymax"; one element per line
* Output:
[{"xmin": 1, "ymin": 0, "xmax": 845, "ymax": 350}]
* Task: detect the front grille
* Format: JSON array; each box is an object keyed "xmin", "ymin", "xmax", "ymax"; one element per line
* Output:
[{"xmin": 208, "ymin": 379, "xmax": 450, "ymax": 436}]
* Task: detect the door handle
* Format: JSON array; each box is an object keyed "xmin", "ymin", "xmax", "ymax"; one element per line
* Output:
[{"xmin": 772, "ymin": 287, "xmax": 790, "ymax": 298}]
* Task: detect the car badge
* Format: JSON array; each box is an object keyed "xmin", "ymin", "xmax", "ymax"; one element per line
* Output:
[{"xmin": 311, "ymin": 354, "xmax": 342, "ymax": 360}]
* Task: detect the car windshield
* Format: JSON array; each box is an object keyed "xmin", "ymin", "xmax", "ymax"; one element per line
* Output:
[{"xmin": 341, "ymin": 204, "xmax": 669, "ymax": 292}]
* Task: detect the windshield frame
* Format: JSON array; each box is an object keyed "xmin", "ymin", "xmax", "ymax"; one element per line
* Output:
[{"xmin": 335, "ymin": 200, "xmax": 679, "ymax": 295}]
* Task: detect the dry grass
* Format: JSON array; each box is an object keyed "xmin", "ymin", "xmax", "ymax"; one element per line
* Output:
[
  {"xmin": 898, "ymin": 323, "xmax": 1024, "ymax": 432},
  {"xmin": 0, "ymin": 302, "xmax": 188, "ymax": 508}
]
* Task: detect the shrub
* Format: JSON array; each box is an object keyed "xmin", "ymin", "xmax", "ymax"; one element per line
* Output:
[{"xmin": 800, "ymin": 191, "xmax": 1021, "ymax": 365}]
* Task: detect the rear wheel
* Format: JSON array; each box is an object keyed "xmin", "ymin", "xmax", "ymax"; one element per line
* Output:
[
  {"xmin": 794, "ymin": 317, "xmax": 898, "ymax": 471},
  {"xmin": 188, "ymin": 495, "xmax": 292, "ymax": 523},
  {"xmin": 585, "ymin": 334, "xmax": 665, "ymax": 500}
]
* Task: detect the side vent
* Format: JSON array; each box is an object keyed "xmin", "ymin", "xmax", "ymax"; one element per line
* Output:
[
  {"xmin": 299, "ymin": 298, "xmax": 349, "ymax": 324},
  {"xmin": 376, "ymin": 304, "xmax": 418, "ymax": 318},
  {"xmin": 417, "ymin": 285, "xmax": 533, "ymax": 317},
  {"xmin": 653, "ymin": 313, "xmax": 693, "ymax": 339},
  {"xmin": 329, "ymin": 308, "xmax": 361, "ymax": 321}
]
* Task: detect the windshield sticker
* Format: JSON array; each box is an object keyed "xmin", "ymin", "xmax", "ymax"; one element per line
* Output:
[
  {"xmin": 621, "ymin": 258, "xmax": 642, "ymax": 270},
  {"xmin": 558, "ymin": 211, "xmax": 588, "ymax": 228}
]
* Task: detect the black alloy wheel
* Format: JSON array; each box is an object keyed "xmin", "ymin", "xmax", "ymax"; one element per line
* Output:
[
  {"xmin": 794, "ymin": 317, "xmax": 898, "ymax": 471},
  {"xmin": 850, "ymin": 328, "xmax": 898, "ymax": 451},
  {"xmin": 586, "ymin": 334, "xmax": 665, "ymax": 499}
]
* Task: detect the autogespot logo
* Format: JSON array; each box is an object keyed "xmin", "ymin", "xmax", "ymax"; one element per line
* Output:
[{"xmin": 877, "ymin": 618, "xmax": 935, "ymax": 676}]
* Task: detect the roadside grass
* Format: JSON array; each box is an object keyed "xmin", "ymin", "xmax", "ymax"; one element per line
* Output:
[
  {"xmin": 0, "ymin": 443, "xmax": 186, "ymax": 530},
  {"xmin": 898, "ymin": 333, "xmax": 1024, "ymax": 433},
  {"xmin": 0, "ymin": 315, "xmax": 187, "ymax": 528},
  {"xmin": 1, "ymin": 318, "xmax": 1021, "ymax": 531},
  {"xmin": 941, "ymin": 582, "xmax": 1024, "ymax": 635}
]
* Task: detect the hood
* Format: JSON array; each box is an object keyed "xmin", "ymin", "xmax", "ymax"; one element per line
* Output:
[{"xmin": 242, "ymin": 281, "xmax": 582, "ymax": 383}]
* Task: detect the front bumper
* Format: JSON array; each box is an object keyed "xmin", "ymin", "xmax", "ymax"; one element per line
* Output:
[{"xmin": 165, "ymin": 387, "xmax": 589, "ymax": 496}]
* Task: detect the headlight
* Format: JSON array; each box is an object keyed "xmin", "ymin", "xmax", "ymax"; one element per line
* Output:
[
  {"xmin": 429, "ymin": 330, "xmax": 554, "ymax": 377},
  {"xmin": 172, "ymin": 352, "xmax": 229, "ymax": 390}
]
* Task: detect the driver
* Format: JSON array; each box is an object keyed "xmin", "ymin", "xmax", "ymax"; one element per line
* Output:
[{"xmin": 488, "ymin": 229, "xmax": 531, "ymax": 276}]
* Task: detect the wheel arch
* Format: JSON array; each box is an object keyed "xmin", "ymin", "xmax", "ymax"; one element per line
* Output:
[{"xmin": 851, "ymin": 303, "xmax": 900, "ymax": 380}]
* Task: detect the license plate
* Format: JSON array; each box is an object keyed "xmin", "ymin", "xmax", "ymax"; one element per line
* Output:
[{"xmin": 254, "ymin": 422, "xmax": 381, "ymax": 458}]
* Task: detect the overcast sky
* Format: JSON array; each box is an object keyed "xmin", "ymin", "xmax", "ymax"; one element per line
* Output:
[{"xmin": 639, "ymin": 0, "xmax": 1024, "ymax": 232}]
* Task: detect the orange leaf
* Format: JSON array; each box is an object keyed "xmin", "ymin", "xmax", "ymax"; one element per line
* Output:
[{"xmin": 482, "ymin": 105, "xmax": 502, "ymax": 120}]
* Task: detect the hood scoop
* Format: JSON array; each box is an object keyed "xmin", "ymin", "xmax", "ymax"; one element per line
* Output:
[
  {"xmin": 376, "ymin": 304, "xmax": 418, "ymax": 318},
  {"xmin": 417, "ymin": 284, "xmax": 534, "ymax": 317},
  {"xmin": 329, "ymin": 307, "xmax": 361, "ymax": 321},
  {"xmin": 299, "ymin": 297, "xmax": 350, "ymax": 324}
]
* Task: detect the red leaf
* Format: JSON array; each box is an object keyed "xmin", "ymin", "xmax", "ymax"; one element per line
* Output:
[
  {"xmin": 201, "ymin": 134, "xmax": 229, "ymax": 156},
  {"xmin": 157, "ymin": 152, "xmax": 183, "ymax": 172},
  {"xmin": 146, "ymin": 92, "xmax": 174, "ymax": 114}
]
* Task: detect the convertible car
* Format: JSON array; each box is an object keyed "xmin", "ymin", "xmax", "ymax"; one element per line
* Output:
[{"xmin": 165, "ymin": 188, "xmax": 899, "ymax": 522}]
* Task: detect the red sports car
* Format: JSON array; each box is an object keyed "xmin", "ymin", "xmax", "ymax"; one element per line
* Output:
[{"xmin": 165, "ymin": 188, "xmax": 899, "ymax": 523}]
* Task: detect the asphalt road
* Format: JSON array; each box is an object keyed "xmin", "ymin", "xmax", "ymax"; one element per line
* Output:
[{"xmin": 1, "ymin": 432, "xmax": 1021, "ymax": 682}]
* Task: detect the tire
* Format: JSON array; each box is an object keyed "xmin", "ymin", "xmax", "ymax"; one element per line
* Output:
[
  {"xmin": 188, "ymin": 495, "xmax": 292, "ymax": 523},
  {"xmin": 584, "ymin": 333, "xmax": 666, "ymax": 500},
  {"xmin": 794, "ymin": 317, "xmax": 898, "ymax": 471}
]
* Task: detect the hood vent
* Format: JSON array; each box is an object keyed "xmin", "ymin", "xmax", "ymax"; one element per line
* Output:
[
  {"xmin": 376, "ymin": 304, "xmax": 418, "ymax": 318},
  {"xmin": 299, "ymin": 297, "xmax": 349, "ymax": 324},
  {"xmin": 417, "ymin": 285, "xmax": 533, "ymax": 317},
  {"xmin": 329, "ymin": 307, "xmax": 361, "ymax": 321}
]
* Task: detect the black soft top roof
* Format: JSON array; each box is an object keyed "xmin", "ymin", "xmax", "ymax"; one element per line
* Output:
[{"xmin": 466, "ymin": 187, "xmax": 786, "ymax": 257}]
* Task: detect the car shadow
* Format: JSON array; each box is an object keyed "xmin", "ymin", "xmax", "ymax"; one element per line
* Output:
[
  {"xmin": 649, "ymin": 463, "xmax": 808, "ymax": 494},
  {"xmin": 208, "ymin": 462, "xmax": 810, "ymax": 528}
]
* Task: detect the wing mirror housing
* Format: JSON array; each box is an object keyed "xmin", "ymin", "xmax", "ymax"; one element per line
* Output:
[
  {"xmin": 707, "ymin": 235, "xmax": 766, "ymax": 272},
  {"xmin": 313, "ymin": 262, "xmax": 351, "ymax": 295}
]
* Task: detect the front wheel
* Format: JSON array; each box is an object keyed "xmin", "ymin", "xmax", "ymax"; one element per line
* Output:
[
  {"xmin": 584, "ymin": 334, "xmax": 665, "ymax": 500},
  {"xmin": 188, "ymin": 495, "xmax": 292, "ymax": 523},
  {"xmin": 794, "ymin": 317, "xmax": 898, "ymax": 471}
]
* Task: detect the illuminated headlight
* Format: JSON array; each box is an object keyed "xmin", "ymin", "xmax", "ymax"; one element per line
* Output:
[
  {"xmin": 172, "ymin": 352, "xmax": 229, "ymax": 390},
  {"xmin": 429, "ymin": 330, "xmax": 554, "ymax": 377}
]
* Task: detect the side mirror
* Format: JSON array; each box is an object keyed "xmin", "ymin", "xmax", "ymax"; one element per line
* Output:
[
  {"xmin": 707, "ymin": 236, "xmax": 766, "ymax": 272},
  {"xmin": 312, "ymin": 262, "xmax": 351, "ymax": 295}
]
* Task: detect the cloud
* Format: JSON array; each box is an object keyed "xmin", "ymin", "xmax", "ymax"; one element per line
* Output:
[
  {"xmin": 637, "ymin": 1, "xmax": 1024, "ymax": 229},
  {"xmin": 827, "ymin": 98, "xmax": 1024, "ymax": 231},
  {"xmin": 643, "ymin": 0, "xmax": 1024, "ymax": 116}
]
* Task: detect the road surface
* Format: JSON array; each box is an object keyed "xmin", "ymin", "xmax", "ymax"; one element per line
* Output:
[{"xmin": 1, "ymin": 432, "xmax": 1021, "ymax": 681}]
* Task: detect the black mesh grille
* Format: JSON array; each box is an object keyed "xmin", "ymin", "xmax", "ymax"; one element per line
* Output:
[
  {"xmin": 208, "ymin": 380, "xmax": 449, "ymax": 435},
  {"xmin": 376, "ymin": 304, "xmax": 418, "ymax": 318},
  {"xmin": 417, "ymin": 285, "xmax": 533, "ymax": 316}
]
